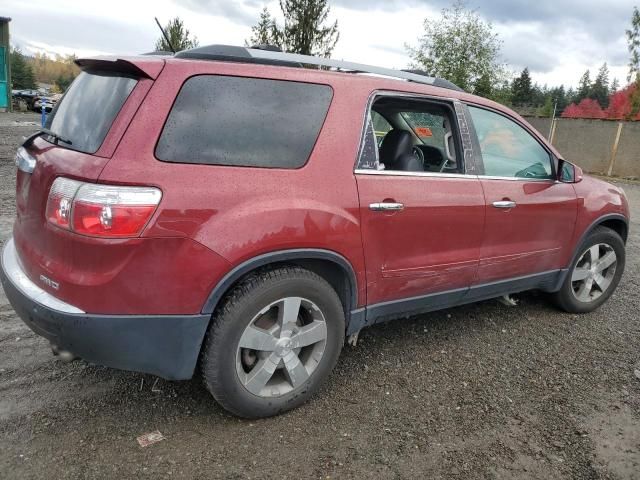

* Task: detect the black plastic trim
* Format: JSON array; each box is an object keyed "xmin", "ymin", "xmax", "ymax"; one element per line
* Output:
[
  {"xmin": 0, "ymin": 264, "xmax": 209, "ymax": 380},
  {"xmin": 568, "ymin": 213, "xmax": 629, "ymax": 266},
  {"xmin": 201, "ymin": 249, "xmax": 359, "ymax": 316},
  {"xmin": 552, "ymin": 213, "xmax": 629, "ymax": 292},
  {"xmin": 348, "ymin": 270, "xmax": 563, "ymax": 333}
]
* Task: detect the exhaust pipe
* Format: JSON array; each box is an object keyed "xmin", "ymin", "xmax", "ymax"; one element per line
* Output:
[
  {"xmin": 58, "ymin": 351, "xmax": 77, "ymax": 363},
  {"xmin": 50, "ymin": 343, "xmax": 78, "ymax": 363}
]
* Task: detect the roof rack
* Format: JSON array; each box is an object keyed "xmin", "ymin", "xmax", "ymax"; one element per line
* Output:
[{"xmin": 174, "ymin": 44, "xmax": 463, "ymax": 92}]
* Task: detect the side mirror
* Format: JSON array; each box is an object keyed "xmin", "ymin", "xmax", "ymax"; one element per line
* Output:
[{"xmin": 558, "ymin": 160, "xmax": 583, "ymax": 183}]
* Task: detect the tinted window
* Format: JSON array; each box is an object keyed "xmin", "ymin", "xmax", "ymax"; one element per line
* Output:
[
  {"xmin": 156, "ymin": 76, "xmax": 333, "ymax": 168},
  {"xmin": 468, "ymin": 106, "xmax": 553, "ymax": 179},
  {"xmin": 45, "ymin": 71, "xmax": 137, "ymax": 154},
  {"xmin": 371, "ymin": 111, "xmax": 391, "ymax": 145}
]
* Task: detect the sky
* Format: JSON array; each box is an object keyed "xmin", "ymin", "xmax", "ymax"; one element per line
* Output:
[{"xmin": 3, "ymin": 0, "xmax": 637, "ymax": 89}]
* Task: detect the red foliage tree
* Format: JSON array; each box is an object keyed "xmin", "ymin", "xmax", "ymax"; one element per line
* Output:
[
  {"xmin": 606, "ymin": 84, "xmax": 638, "ymax": 120},
  {"xmin": 561, "ymin": 103, "xmax": 581, "ymax": 118},
  {"xmin": 561, "ymin": 98, "xmax": 606, "ymax": 119}
]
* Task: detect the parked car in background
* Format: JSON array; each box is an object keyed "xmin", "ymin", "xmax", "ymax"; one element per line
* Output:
[
  {"xmin": 11, "ymin": 89, "xmax": 40, "ymax": 110},
  {"xmin": 33, "ymin": 94, "xmax": 60, "ymax": 112},
  {"xmin": 0, "ymin": 45, "xmax": 629, "ymax": 419}
]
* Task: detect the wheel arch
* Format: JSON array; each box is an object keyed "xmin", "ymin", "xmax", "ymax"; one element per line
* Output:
[
  {"xmin": 568, "ymin": 213, "xmax": 628, "ymax": 270},
  {"xmin": 200, "ymin": 249, "xmax": 360, "ymax": 329},
  {"xmin": 597, "ymin": 217, "xmax": 628, "ymax": 244}
]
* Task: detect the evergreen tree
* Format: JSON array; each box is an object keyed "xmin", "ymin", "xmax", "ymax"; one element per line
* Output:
[
  {"xmin": 591, "ymin": 63, "xmax": 610, "ymax": 108},
  {"xmin": 576, "ymin": 70, "xmax": 591, "ymax": 103},
  {"xmin": 626, "ymin": 6, "xmax": 640, "ymax": 83},
  {"xmin": 155, "ymin": 17, "xmax": 199, "ymax": 52},
  {"xmin": 10, "ymin": 48, "xmax": 36, "ymax": 90},
  {"xmin": 473, "ymin": 73, "xmax": 493, "ymax": 98},
  {"xmin": 489, "ymin": 79, "xmax": 513, "ymax": 105},
  {"xmin": 626, "ymin": 6, "xmax": 640, "ymax": 116},
  {"xmin": 610, "ymin": 77, "xmax": 620, "ymax": 93},
  {"xmin": 246, "ymin": 7, "xmax": 280, "ymax": 47},
  {"xmin": 511, "ymin": 67, "xmax": 533, "ymax": 106},
  {"xmin": 549, "ymin": 85, "xmax": 568, "ymax": 114},
  {"xmin": 247, "ymin": 1, "xmax": 339, "ymax": 57},
  {"xmin": 278, "ymin": 0, "xmax": 339, "ymax": 57}
]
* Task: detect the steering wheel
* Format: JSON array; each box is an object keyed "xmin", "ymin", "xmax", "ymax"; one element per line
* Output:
[{"xmin": 412, "ymin": 146, "xmax": 424, "ymax": 166}]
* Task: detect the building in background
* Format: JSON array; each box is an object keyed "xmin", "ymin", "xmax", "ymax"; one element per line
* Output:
[{"xmin": 0, "ymin": 17, "xmax": 10, "ymax": 112}]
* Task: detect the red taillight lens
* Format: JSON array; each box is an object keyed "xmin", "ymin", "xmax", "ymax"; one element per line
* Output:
[
  {"xmin": 45, "ymin": 178, "xmax": 81, "ymax": 228},
  {"xmin": 72, "ymin": 202, "xmax": 158, "ymax": 237},
  {"xmin": 46, "ymin": 178, "xmax": 162, "ymax": 238}
]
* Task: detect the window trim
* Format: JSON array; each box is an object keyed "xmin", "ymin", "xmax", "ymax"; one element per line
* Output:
[
  {"xmin": 353, "ymin": 90, "xmax": 476, "ymax": 177},
  {"xmin": 464, "ymin": 102, "xmax": 558, "ymax": 181},
  {"xmin": 153, "ymin": 73, "xmax": 334, "ymax": 169}
]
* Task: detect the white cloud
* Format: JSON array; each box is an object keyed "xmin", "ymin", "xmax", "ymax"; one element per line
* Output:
[{"xmin": 3, "ymin": 0, "xmax": 636, "ymax": 88}]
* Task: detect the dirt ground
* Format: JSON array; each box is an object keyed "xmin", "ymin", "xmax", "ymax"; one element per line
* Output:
[{"xmin": 0, "ymin": 112, "xmax": 639, "ymax": 479}]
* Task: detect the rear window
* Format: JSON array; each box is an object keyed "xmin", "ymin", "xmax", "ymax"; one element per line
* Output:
[
  {"xmin": 45, "ymin": 70, "xmax": 137, "ymax": 154},
  {"xmin": 155, "ymin": 75, "xmax": 333, "ymax": 168}
]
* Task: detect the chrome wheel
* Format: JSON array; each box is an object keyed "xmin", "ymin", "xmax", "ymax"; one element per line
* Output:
[
  {"xmin": 571, "ymin": 243, "xmax": 617, "ymax": 303},
  {"xmin": 236, "ymin": 297, "xmax": 328, "ymax": 398}
]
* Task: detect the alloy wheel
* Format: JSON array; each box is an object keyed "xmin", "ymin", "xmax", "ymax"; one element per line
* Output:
[
  {"xmin": 571, "ymin": 243, "xmax": 617, "ymax": 303},
  {"xmin": 235, "ymin": 297, "xmax": 328, "ymax": 397}
]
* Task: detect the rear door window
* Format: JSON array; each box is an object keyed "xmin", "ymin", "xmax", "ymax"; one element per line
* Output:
[
  {"xmin": 155, "ymin": 75, "xmax": 333, "ymax": 168},
  {"xmin": 45, "ymin": 71, "xmax": 138, "ymax": 154}
]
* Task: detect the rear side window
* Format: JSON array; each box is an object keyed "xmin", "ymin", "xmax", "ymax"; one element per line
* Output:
[
  {"xmin": 156, "ymin": 75, "xmax": 333, "ymax": 168},
  {"xmin": 45, "ymin": 71, "xmax": 137, "ymax": 154}
]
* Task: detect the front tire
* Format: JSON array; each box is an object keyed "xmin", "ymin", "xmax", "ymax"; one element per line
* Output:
[
  {"xmin": 553, "ymin": 226, "xmax": 625, "ymax": 313},
  {"xmin": 201, "ymin": 266, "xmax": 345, "ymax": 418}
]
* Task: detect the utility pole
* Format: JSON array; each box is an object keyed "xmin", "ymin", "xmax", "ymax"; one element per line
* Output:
[{"xmin": 548, "ymin": 100, "xmax": 558, "ymax": 142}]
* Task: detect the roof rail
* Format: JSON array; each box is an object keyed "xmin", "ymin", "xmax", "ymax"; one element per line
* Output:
[{"xmin": 174, "ymin": 44, "xmax": 463, "ymax": 92}]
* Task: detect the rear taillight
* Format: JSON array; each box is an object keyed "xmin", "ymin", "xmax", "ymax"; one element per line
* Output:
[{"xmin": 46, "ymin": 177, "xmax": 162, "ymax": 238}]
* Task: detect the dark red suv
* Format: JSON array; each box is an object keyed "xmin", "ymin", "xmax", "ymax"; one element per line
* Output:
[{"xmin": 1, "ymin": 45, "xmax": 629, "ymax": 418}]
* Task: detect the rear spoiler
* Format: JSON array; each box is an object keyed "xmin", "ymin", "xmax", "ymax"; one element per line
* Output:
[{"xmin": 74, "ymin": 56, "xmax": 165, "ymax": 80}]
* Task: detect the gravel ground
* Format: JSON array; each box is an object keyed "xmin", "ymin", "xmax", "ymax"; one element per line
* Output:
[{"xmin": 0, "ymin": 112, "xmax": 639, "ymax": 479}]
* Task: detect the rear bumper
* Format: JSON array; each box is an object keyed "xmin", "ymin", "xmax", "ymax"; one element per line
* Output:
[{"xmin": 0, "ymin": 238, "xmax": 210, "ymax": 380}]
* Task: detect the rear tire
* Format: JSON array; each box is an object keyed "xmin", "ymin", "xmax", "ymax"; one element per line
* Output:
[
  {"xmin": 201, "ymin": 266, "xmax": 345, "ymax": 418},
  {"xmin": 553, "ymin": 226, "xmax": 625, "ymax": 313}
]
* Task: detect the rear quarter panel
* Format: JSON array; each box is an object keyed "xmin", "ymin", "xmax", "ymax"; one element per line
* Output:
[{"xmin": 98, "ymin": 60, "xmax": 370, "ymax": 309}]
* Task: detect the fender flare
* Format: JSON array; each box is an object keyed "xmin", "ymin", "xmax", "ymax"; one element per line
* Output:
[
  {"xmin": 200, "ymin": 248, "xmax": 360, "ymax": 316},
  {"xmin": 553, "ymin": 213, "xmax": 628, "ymax": 291}
]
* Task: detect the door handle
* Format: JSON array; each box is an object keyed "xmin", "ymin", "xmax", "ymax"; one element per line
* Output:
[
  {"xmin": 369, "ymin": 202, "xmax": 405, "ymax": 212},
  {"xmin": 492, "ymin": 200, "xmax": 516, "ymax": 209}
]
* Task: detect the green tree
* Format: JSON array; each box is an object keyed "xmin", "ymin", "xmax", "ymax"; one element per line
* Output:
[
  {"xmin": 155, "ymin": 17, "xmax": 199, "ymax": 52},
  {"xmin": 549, "ymin": 85, "xmax": 568, "ymax": 114},
  {"xmin": 626, "ymin": 6, "xmax": 640, "ymax": 116},
  {"xmin": 575, "ymin": 70, "xmax": 591, "ymax": 103},
  {"xmin": 247, "ymin": 1, "xmax": 339, "ymax": 56},
  {"xmin": 537, "ymin": 95, "xmax": 554, "ymax": 117},
  {"xmin": 246, "ymin": 7, "xmax": 280, "ymax": 47},
  {"xmin": 277, "ymin": 0, "xmax": 339, "ymax": 56},
  {"xmin": 473, "ymin": 72, "xmax": 494, "ymax": 98},
  {"xmin": 610, "ymin": 77, "xmax": 620, "ymax": 93},
  {"xmin": 511, "ymin": 67, "xmax": 534, "ymax": 106},
  {"xmin": 591, "ymin": 62, "xmax": 610, "ymax": 108},
  {"xmin": 406, "ymin": 1, "xmax": 504, "ymax": 93},
  {"xmin": 10, "ymin": 48, "xmax": 36, "ymax": 90},
  {"xmin": 490, "ymin": 80, "xmax": 513, "ymax": 105},
  {"xmin": 626, "ymin": 6, "xmax": 640, "ymax": 83}
]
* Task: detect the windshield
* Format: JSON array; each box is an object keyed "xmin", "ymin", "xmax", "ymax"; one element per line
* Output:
[
  {"xmin": 400, "ymin": 111, "xmax": 447, "ymax": 148},
  {"xmin": 45, "ymin": 70, "xmax": 137, "ymax": 154}
]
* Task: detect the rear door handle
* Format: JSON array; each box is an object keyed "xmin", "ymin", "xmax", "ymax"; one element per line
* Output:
[
  {"xmin": 492, "ymin": 200, "xmax": 516, "ymax": 209},
  {"xmin": 369, "ymin": 202, "xmax": 405, "ymax": 212}
]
